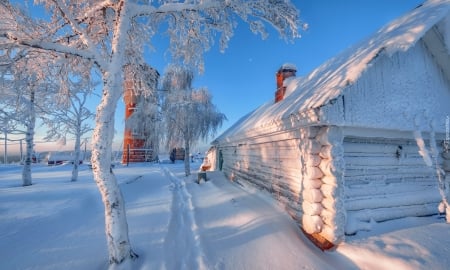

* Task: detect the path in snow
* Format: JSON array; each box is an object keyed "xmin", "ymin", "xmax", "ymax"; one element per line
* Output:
[
  {"xmin": 115, "ymin": 165, "xmax": 173, "ymax": 270},
  {"xmin": 183, "ymin": 170, "xmax": 354, "ymax": 270},
  {"xmin": 162, "ymin": 166, "xmax": 208, "ymax": 270}
]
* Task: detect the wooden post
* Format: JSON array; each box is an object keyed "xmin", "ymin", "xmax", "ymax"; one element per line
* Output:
[{"xmin": 126, "ymin": 144, "xmax": 130, "ymax": 166}]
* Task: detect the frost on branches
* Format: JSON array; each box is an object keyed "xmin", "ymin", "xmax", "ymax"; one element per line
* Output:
[
  {"xmin": 0, "ymin": 47, "xmax": 59, "ymax": 186},
  {"xmin": 1, "ymin": 0, "xmax": 303, "ymax": 267},
  {"xmin": 41, "ymin": 59, "xmax": 96, "ymax": 182},
  {"xmin": 162, "ymin": 65, "xmax": 226, "ymax": 176}
]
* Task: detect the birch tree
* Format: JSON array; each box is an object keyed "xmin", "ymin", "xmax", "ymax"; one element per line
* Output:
[
  {"xmin": 41, "ymin": 62, "xmax": 96, "ymax": 182},
  {"xmin": 162, "ymin": 65, "xmax": 226, "ymax": 176},
  {"xmin": 0, "ymin": 54, "xmax": 17, "ymax": 165},
  {"xmin": 1, "ymin": 0, "xmax": 303, "ymax": 267},
  {"xmin": 0, "ymin": 47, "xmax": 57, "ymax": 185}
]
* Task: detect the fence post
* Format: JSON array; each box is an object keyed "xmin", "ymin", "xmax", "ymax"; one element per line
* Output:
[{"xmin": 127, "ymin": 144, "xmax": 130, "ymax": 166}]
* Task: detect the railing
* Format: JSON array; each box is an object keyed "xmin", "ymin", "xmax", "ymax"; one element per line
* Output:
[{"xmin": 122, "ymin": 145, "xmax": 156, "ymax": 166}]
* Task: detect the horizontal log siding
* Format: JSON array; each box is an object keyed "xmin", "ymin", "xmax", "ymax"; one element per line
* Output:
[
  {"xmin": 219, "ymin": 128, "xmax": 321, "ymax": 228},
  {"xmin": 223, "ymin": 140, "xmax": 302, "ymax": 205},
  {"xmin": 343, "ymin": 136, "xmax": 443, "ymax": 234}
]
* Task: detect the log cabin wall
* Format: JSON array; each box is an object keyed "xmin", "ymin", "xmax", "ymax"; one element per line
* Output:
[
  {"xmin": 339, "ymin": 40, "xmax": 450, "ymax": 133},
  {"xmin": 342, "ymin": 136, "xmax": 445, "ymax": 235},
  {"xmin": 217, "ymin": 125, "xmax": 347, "ymax": 246},
  {"xmin": 216, "ymin": 125, "xmax": 448, "ymax": 244},
  {"xmin": 218, "ymin": 127, "xmax": 313, "ymax": 229}
]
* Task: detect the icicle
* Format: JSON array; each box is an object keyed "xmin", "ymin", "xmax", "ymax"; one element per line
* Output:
[
  {"xmin": 443, "ymin": 15, "xmax": 450, "ymax": 55},
  {"xmin": 429, "ymin": 127, "xmax": 450, "ymax": 222},
  {"xmin": 413, "ymin": 130, "xmax": 433, "ymax": 166}
]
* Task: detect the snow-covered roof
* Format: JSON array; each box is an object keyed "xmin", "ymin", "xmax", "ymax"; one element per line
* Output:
[{"xmin": 215, "ymin": 0, "xmax": 450, "ymax": 143}]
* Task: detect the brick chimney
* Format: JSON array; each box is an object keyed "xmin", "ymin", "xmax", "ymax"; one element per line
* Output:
[{"xmin": 275, "ymin": 63, "xmax": 297, "ymax": 103}]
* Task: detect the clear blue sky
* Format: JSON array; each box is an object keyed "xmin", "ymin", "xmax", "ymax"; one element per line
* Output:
[
  {"xmin": 7, "ymin": 0, "xmax": 425, "ymax": 154},
  {"xmin": 115, "ymin": 0, "xmax": 424, "ymax": 151}
]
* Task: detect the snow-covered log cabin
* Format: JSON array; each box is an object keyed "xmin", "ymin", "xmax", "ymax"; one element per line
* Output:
[{"xmin": 208, "ymin": 0, "xmax": 450, "ymax": 249}]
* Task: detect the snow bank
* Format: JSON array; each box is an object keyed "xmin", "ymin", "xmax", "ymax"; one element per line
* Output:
[{"xmin": 1, "ymin": 163, "xmax": 449, "ymax": 269}]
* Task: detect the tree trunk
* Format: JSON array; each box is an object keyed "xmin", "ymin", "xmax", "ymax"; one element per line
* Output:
[
  {"xmin": 71, "ymin": 125, "xmax": 81, "ymax": 182},
  {"xmin": 91, "ymin": 78, "xmax": 137, "ymax": 266},
  {"xmin": 89, "ymin": 1, "xmax": 137, "ymax": 267},
  {"xmin": 22, "ymin": 88, "xmax": 35, "ymax": 186},
  {"xmin": 184, "ymin": 136, "xmax": 191, "ymax": 176}
]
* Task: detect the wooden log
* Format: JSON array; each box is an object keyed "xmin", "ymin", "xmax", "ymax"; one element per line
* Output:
[
  {"xmin": 346, "ymin": 202, "xmax": 439, "ymax": 224},
  {"xmin": 302, "ymin": 201, "xmax": 323, "ymax": 215},
  {"xmin": 319, "ymin": 158, "xmax": 344, "ymax": 177},
  {"xmin": 320, "ymin": 224, "xmax": 344, "ymax": 245},
  {"xmin": 345, "ymin": 182, "xmax": 438, "ymax": 197},
  {"xmin": 344, "ymin": 166, "xmax": 433, "ymax": 177},
  {"xmin": 321, "ymin": 208, "xmax": 345, "ymax": 228},
  {"xmin": 316, "ymin": 126, "xmax": 343, "ymax": 146},
  {"xmin": 301, "ymin": 229, "xmax": 335, "ymax": 251},
  {"xmin": 300, "ymin": 126, "xmax": 321, "ymax": 140},
  {"xmin": 302, "ymin": 188, "xmax": 323, "ymax": 203},
  {"xmin": 322, "ymin": 175, "xmax": 338, "ymax": 186},
  {"xmin": 303, "ymin": 178, "xmax": 322, "ymax": 189},
  {"xmin": 302, "ymin": 215, "xmax": 323, "ymax": 234},
  {"xmin": 306, "ymin": 166, "xmax": 324, "ymax": 180},
  {"xmin": 343, "ymin": 142, "xmax": 421, "ymax": 155},
  {"xmin": 321, "ymin": 183, "xmax": 337, "ymax": 198},
  {"xmin": 321, "ymin": 196, "xmax": 343, "ymax": 212},
  {"xmin": 301, "ymin": 139, "xmax": 322, "ymax": 155},
  {"xmin": 319, "ymin": 145, "xmax": 344, "ymax": 159},
  {"xmin": 306, "ymin": 154, "xmax": 322, "ymax": 167},
  {"xmin": 344, "ymin": 156, "xmax": 434, "ymax": 167},
  {"xmin": 345, "ymin": 189, "xmax": 441, "ymax": 211}
]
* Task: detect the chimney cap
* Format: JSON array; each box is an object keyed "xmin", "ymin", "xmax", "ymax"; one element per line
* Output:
[{"xmin": 279, "ymin": 63, "xmax": 297, "ymax": 73}]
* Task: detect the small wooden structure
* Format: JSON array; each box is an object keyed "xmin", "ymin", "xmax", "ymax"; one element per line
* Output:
[
  {"xmin": 169, "ymin": 147, "xmax": 185, "ymax": 162},
  {"xmin": 209, "ymin": 1, "xmax": 450, "ymax": 249}
]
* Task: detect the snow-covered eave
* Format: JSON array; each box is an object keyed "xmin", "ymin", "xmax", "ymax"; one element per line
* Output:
[
  {"xmin": 341, "ymin": 126, "xmax": 449, "ymax": 141},
  {"xmin": 423, "ymin": 23, "xmax": 450, "ymax": 82},
  {"xmin": 212, "ymin": 106, "xmax": 323, "ymax": 146}
]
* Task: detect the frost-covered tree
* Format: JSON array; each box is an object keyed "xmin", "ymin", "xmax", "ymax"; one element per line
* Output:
[
  {"xmin": 162, "ymin": 65, "xmax": 226, "ymax": 176},
  {"xmin": 1, "ymin": 0, "xmax": 303, "ymax": 267},
  {"xmin": 1, "ymin": 49, "xmax": 19, "ymax": 161},
  {"xmin": 0, "ymin": 59, "xmax": 18, "ymax": 165},
  {"xmin": 0, "ymin": 47, "xmax": 57, "ymax": 186},
  {"xmin": 41, "ymin": 61, "xmax": 96, "ymax": 182}
]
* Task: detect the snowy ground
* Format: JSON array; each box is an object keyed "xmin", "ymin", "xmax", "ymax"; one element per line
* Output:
[{"xmin": 0, "ymin": 161, "xmax": 449, "ymax": 270}]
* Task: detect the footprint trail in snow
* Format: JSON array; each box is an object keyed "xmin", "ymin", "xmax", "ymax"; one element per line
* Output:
[{"xmin": 162, "ymin": 166, "xmax": 208, "ymax": 270}]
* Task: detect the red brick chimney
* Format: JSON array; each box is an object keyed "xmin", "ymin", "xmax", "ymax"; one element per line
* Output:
[{"xmin": 275, "ymin": 63, "xmax": 297, "ymax": 103}]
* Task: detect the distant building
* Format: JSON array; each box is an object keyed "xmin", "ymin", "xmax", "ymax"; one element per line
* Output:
[
  {"xmin": 170, "ymin": 147, "xmax": 185, "ymax": 163},
  {"xmin": 209, "ymin": 1, "xmax": 450, "ymax": 249},
  {"xmin": 122, "ymin": 64, "xmax": 160, "ymax": 163},
  {"xmin": 47, "ymin": 152, "xmax": 83, "ymax": 165}
]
